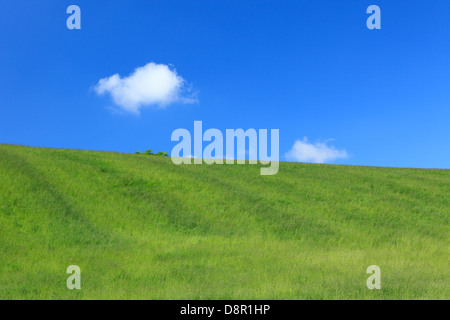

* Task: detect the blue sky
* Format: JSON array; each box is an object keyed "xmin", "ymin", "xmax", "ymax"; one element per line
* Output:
[{"xmin": 0, "ymin": 0, "xmax": 449, "ymax": 168}]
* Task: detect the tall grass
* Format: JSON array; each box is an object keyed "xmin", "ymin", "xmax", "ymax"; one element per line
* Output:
[{"xmin": 0, "ymin": 144, "xmax": 448, "ymax": 299}]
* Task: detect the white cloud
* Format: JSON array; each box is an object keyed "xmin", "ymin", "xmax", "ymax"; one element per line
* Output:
[
  {"xmin": 285, "ymin": 137, "xmax": 348, "ymax": 164},
  {"xmin": 94, "ymin": 62, "xmax": 196, "ymax": 113}
]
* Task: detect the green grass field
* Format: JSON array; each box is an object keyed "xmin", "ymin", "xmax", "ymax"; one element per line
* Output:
[{"xmin": 0, "ymin": 144, "xmax": 448, "ymax": 299}]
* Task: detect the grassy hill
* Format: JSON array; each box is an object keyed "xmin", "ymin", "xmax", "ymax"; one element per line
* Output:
[{"xmin": 0, "ymin": 144, "xmax": 448, "ymax": 299}]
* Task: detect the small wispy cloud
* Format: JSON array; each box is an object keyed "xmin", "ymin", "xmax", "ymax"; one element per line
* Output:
[
  {"xmin": 285, "ymin": 137, "xmax": 348, "ymax": 164},
  {"xmin": 94, "ymin": 62, "xmax": 196, "ymax": 114}
]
